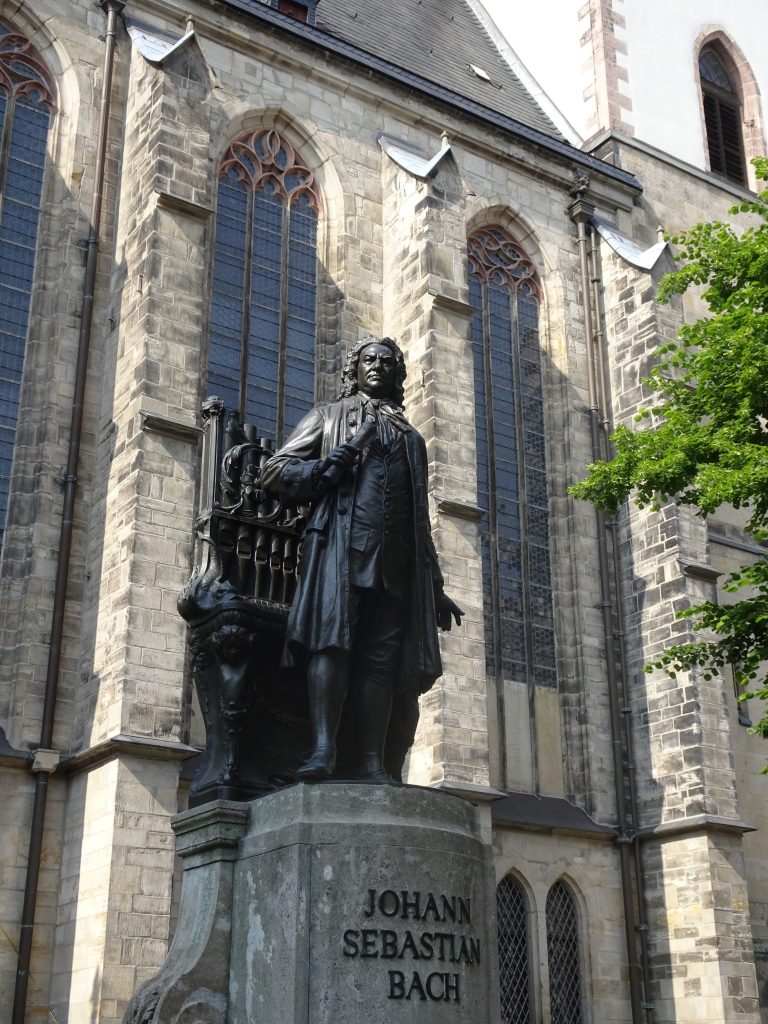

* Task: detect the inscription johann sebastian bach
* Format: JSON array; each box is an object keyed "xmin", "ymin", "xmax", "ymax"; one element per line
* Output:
[{"xmin": 342, "ymin": 889, "xmax": 482, "ymax": 1003}]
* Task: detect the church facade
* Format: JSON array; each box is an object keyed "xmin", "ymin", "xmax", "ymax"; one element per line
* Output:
[{"xmin": 0, "ymin": 1, "xmax": 764, "ymax": 1022}]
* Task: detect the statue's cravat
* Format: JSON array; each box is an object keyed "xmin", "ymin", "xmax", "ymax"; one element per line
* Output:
[{"xmin": 361, "ymin": 398, "xmax": 409, "ymax": 449}]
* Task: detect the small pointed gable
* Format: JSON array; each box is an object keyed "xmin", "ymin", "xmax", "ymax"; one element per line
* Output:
[{"xmin": 125, "ymin": 17, "xmax": 213, "ymax": 84}]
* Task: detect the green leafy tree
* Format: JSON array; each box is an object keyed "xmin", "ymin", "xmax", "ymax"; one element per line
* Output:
[{"xmin": 571, "ymin": 158, "xmax": 768, "ymax": 757}]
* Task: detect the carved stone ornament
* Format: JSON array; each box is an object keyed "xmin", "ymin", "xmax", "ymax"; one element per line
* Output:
[
  {"xmin": 568, "ymin": 171, "xmax": 591, "ymax": 199},
  {"xmin": 218, "ymin": 126, "xmax": 321, "ymax": 210},
  {"xmin": 467, "ymin": 225, "xmax": 540, "ymax": 298}
]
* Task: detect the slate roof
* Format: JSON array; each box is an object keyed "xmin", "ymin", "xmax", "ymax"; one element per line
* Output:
[
  {"xmin": 217, "ymin": 0, "xmax": 641, "ymax": 190},
  {"xmin": 313, "ymin": 0, "xmax": 564, "ymax": 140}
]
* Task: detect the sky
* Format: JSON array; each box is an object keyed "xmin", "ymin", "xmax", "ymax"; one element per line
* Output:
[
  {"xmin": 473, "ymin": 1, "xmax": 516, "ymax": 43},
  {"xmin": 468, "ymin": 0, "xmax": 586, "ymax": 139}
]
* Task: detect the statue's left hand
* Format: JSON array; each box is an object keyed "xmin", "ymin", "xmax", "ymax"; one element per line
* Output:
[{"xmin": 435, "ymin": 591, "xmax": 464, "ymax": 631}]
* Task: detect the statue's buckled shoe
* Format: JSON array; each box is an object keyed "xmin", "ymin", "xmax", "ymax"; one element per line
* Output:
[
  {"xmin": 295, "ymin": 750, "xmax": 335, "ymax": 781},
  {"xmin": 349, "ymin": 763, "xmax": 397, "ymax": 785}
]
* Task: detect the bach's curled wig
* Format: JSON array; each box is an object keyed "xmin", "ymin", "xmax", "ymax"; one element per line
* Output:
[{"xmin": 338, "ymin": 334, "xmax": 407, "ymax": 406}]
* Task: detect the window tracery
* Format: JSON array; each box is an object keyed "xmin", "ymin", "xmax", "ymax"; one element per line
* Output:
[
  {"xmin": 467, "ymin": 227, "xmax": 539, "ymax": 296},
  {"xmin": 0, "ymin": 21, "xmax": 55, "ymax": 105}
]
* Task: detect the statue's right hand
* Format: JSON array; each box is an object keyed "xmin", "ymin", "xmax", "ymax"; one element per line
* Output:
[{"xmin": 325, "ymin": 443, "xmax": 359, "ymax": 469}]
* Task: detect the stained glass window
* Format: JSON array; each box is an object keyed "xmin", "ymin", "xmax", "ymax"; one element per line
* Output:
[
  {"xmin": 546, "ymin": 881, "xmax": 584, "ymax": 1024},
  {"xmin": 469, "ymin": 226, "xmax": 556, "ymax": 689},
  {"xmin": 208, "ymin": 128, "xmax": 320, "ymax": 445},
  {"xmin": 0, "ymin": 21, "xmax": 54, "ymax": 551},
  {"xmin": 496, "ymin": 875, "xmax": 532, "ymax": 1024}
]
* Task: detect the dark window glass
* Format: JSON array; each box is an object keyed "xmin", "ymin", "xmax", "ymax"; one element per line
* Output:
[
  {"xmin": 208, "ymin": 129, "xmax": 320, "ymax": 445},
  {"xmin": 245, "ymin": 185, "xmax": 284, "ymax": 437},
  {"xmin": 0, "ymin": 21, "xmax": 54, "ymax": 552},
  {"xmin": 496, "ymin": 875, "xmax": 532, "ymax": 1024},
  {"xmin": 469, "ymin": 227, "xmax": 556, "ymax": 688},
  {"xmin": 208, "ymin": 174, "xmax": 249, "ymax": 413},
  {"xmin": 283, "ymin": 194, "xmax": 318, "ymax": 437},
  {"xmin": 278, "ymin": 0, "xmax": 309, "ymax": 22},
  {"xmin": 699, "ymin": 49, "xmax": 746, "ymax": 185},
  {"xmin": 546, "ymin": 881, "xmax": 584, "ymax": 1024}
]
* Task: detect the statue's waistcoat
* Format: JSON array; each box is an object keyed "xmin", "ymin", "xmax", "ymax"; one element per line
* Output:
[{"xmin": 349, "ymin": 438, "xmax": 413, "ymax": 602}]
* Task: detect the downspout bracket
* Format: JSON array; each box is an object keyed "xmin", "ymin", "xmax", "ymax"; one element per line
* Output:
[{"xmin": 31, "ymin": 749, "xmax": 61, "ymax": 774}]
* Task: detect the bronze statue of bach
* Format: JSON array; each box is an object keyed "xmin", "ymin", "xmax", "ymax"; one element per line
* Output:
[{"xmin": 262, "ymin": 335, "xmax": 462, "ymax": 783}]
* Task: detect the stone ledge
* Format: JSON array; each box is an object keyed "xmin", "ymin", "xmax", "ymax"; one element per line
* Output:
[
  {"xmin": 155, "ymin": 188, "xmax": 212, "ymax": 220},
  {"xmin": 172, "ymin": 800, "xmax": 251, "ymax": 862},
  {"xmin": 141, "ymin": 409, "xmax": 203, "ymax": 443},
  {"xmin": 677, "ymin": 556, "xmax": 722, "ymax": 583},
  {"xmin": 430, "ymin": 292, "xmax": 477, "ymax": 318},
  {"xmin": 639, "ymin": 814, "xmax": 757, "ymax": 841},
  {"xmin": 59, "ymin": 734, "xmax": 200, "ymax": 776},
  {"xmin": 434, "ymin": 494, "xmax": 484, "ymax": 522},
  {"xmin": 587, "ymin": 129, "xmax": 756, "ymax": 200},
  {"xmin": 431, "ymin": 780, "xmax": 505, "ymax": 803}
]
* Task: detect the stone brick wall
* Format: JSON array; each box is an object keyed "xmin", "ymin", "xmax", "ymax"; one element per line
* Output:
[
  {"xmin": 79, "ymin": 40, "xmax": 211, "ymax": 752},
  {"xmin": 643, "ymin": 833, "xmax": 760, "ymax": 1023},
  {"xmin": 0, "ymin": 769, "xmax": 66, "ymax": 1022},
  {"xmin": 598, "ymin": 139, "xmax": 768, "ymax": 1020},
  {"xmin": 49, "ymin": 757, "xmax": 180, "ymax": 1024},
  {"xmin": 598, "ymin": 239, "xmax": 761, "ymax": 1019},
  {"xmin": 579, "ymin": 0, "xmax": 634, "ymax": 139}
]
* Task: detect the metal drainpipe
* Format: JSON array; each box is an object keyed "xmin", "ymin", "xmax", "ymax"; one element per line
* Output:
[
  {"xmin": 568, "ymin": 197, "xmax": 646, "ymax": 1024},
  {"xmin": 588, "ymin": 224, "xmax": 654, "ymax": 1017},
  {"xmin": 11, "ymin": 4, "xmax": 124, "ymax": 1021}
]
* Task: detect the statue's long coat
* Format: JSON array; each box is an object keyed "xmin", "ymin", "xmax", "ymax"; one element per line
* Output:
[{"xmin": 261, "ymin": 395, "xmax": 444, "ymax": 697}]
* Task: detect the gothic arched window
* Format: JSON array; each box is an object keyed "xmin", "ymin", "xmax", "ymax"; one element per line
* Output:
[
  {"xmin": 699, "ymin": 47, "xmax": 746, "ymax": 185},
  {"xmin": 0, "ymin": 21, "xmax": 54, "ymax": 549},
  {"xmin": 468, "ymin": 226, "xmax": 556, "ymax": 690},
  {"xmin": 496, "ymin": 874, "xmax": 532, "ymax": 1024},
  {"xmin": 546, "ymin": 881, "xmax": 584, "ymax": 1024},
  {"xmin": 208, "ymin": 128, "xmax": 320, "ymax": 445}
]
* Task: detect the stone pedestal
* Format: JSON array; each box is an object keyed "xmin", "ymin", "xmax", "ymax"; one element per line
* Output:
[{"xmin": 125, "ymin": 784, "xmax": 500, "ymax": 1024}]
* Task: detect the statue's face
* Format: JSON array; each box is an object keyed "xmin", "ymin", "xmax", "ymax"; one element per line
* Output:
[{"xmin": 356, "ymin": 343, "xmax": 397, "ymax": 399}]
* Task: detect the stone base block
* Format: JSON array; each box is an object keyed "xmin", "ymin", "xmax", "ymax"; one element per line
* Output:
[{"xmin": 125, "ymin": 784, "xmax": 499, "ymax": 1024}]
